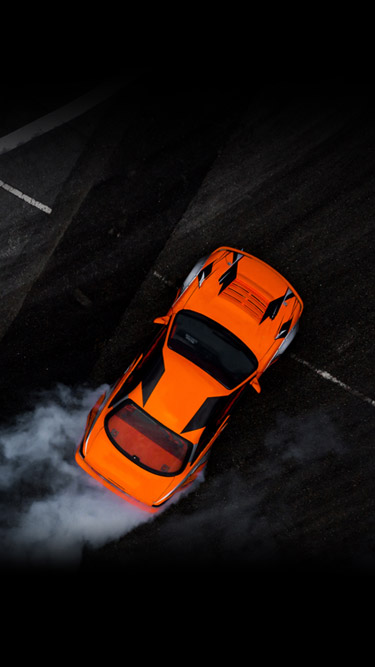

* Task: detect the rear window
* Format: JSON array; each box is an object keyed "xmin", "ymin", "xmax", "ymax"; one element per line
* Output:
[{"xmin": 105, "ymin": 400, "xmax": 191, "ymax": 476}]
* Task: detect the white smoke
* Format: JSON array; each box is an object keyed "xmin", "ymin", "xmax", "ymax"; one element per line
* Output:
[
  {"xmin": 0, "ymin": 385, "xmax": 350, "ymax": 572},
  {"xmin": 0, "ymin": 384, "xmax": 154, "ymax": 570},
  {"xmin": 263, "ymin": 409, "xmax": 344, "ymax": 461},
  {"xmin": 144, "ymin": 407, "xmax": 348, "ymax": 570}
]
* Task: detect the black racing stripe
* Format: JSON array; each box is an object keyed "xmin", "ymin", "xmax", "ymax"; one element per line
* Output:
[
  {"xmin": 218, "ymin": 262, "xmax": 238, "ymax": 294},
  {"xmin": 260, "ymin": 288, "xmax": 296, "ymax": 325},
  {"xmin": 181, "ymin": 396, "xmax": 226, "ymax": 433},
  {"xmin": 260, "ymin": 294, "xmax": 285, "ymax": 323},
  {"xmin": 108, "ymin": 379, "xmax": 131, "ymax": 408},
  {"xmin": 284, "ymin": 287, "xmax": 295, "ymax": 300},
  {"xmin": 198, "ymin": 261, "xmax": 213, "ymax": 286},
  {"xmin": 275, "ymin": 318, "xmax": 292, "ymax": 339},
  {"xmin": 109, "ymin": 329, "xmax": 167, "ymax": 408},
  {"xmin": 142, "ymin": 349, "xmax": 165, "ymax": 405}
]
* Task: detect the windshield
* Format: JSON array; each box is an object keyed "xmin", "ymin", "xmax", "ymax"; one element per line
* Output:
[
  {"xmin": 106, "ymin": 400, "xmax": 191, "ymax": 475},
  {"xmin": 168, "ymin": 310, "xmax": 258, "ymax": 389}
]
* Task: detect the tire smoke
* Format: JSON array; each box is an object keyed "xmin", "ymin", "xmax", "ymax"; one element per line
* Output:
[{"xmin": 0, "ymin": 384, "xmax": 153, "ymax": 571}]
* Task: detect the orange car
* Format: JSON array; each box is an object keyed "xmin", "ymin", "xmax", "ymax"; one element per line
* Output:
[{"xmin": 75, "ymin": 247, "xmax": 303, "ymax": 512}]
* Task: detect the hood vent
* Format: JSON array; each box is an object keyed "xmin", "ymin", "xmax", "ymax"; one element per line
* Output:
[{"xmin": 221, "ymin": 278, "xmax": 269, "ymax": 322}]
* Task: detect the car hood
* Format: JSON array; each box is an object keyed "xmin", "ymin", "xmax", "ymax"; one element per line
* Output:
[{"xmin": 182, "ymin": 250, "xmax": 301, "ymax": 362}]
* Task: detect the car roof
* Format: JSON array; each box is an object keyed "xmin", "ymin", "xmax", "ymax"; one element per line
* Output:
[
  {"xmin": 127, "ymin": 248, "xmax": 301, "ymax": 444},
  {"xmin": 127, "ymin": 343, "xmax": 229, "ymax": 444}
]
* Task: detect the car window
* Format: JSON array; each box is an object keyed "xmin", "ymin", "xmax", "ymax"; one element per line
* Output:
[
  {"xmin": 106, "ymin": 400, "xmax": 192, "ymax": 476},
  {"xmin": 168, "ymin": 310, "xmax": 258, "ymax": 389}
]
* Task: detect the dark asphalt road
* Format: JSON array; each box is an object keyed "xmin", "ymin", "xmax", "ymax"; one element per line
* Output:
[{"xmin": 0, "ymin": 71, "xmax": 374, "ymax": 575}]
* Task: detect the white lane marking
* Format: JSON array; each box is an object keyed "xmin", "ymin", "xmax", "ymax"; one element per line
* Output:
[
  {"xmin": 0, "ymin": 79, "xmax": 128, "ymax": 155},
  {"xmin": 148, "ymin": 275, "xmax": 375, "ymax": 411},
  {"xmin": 0, "ymin": 180, "xmax": 52, "ymax": 214},
  {"xmin": 153, "ymin": 270, "xmax": 174, "ymax": 287},
  {"xmin": 291, "ymin": 354, "xmax": 375, "ymax": 407}
]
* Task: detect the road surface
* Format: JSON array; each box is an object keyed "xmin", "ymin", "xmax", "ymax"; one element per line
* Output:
[{"xmin": 0, "ymin": 71, "xmax": 374, "ymax": 575}]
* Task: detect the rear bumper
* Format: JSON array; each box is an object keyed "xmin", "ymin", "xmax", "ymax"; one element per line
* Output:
[{"xmin": 75, "ymin": 445, "xmax": 160, "ymax": 515}]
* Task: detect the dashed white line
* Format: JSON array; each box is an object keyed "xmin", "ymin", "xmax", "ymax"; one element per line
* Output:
[
  {"xmin": 153, "ymin": 270, "xmax": 174, "ymax": 287},
  {"xmin": 0, "ymin": 79, "xmax": 128, "ymax": 155},
  {"xmin": 291, "ymin": 354, "xmax": 375, "ymax": 407},
  {"xmin": 0, "ymin": 180, "xmax": 52, "ymax": 214},
  {"xmin": 151, "ymin": 272, "xmax": 375, "ymax": 409}
]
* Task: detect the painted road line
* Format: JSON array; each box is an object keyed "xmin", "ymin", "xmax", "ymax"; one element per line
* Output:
[
  {"xmin": 291, "ymin": 354, "xmax": 375, "ymax": 408},
  {"xmin": 0, "ymin": 180, "xmax": 52, "ymax": 214},
  {"xmin": 152, "ymin": 270, "xmax": 175, "ymax": 287},
  {"xmin": 0, "ymin": 79, "xmax": 129, "ymax": 155}
]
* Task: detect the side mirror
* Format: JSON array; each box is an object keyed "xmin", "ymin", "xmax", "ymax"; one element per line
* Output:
[
  {"xmin": 153, "ymin": 315, "xmax": 170, "ymax": 326},
  {"xmin": 250, "ymin": 376, "xmax": 261, "ymax": 393}
]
